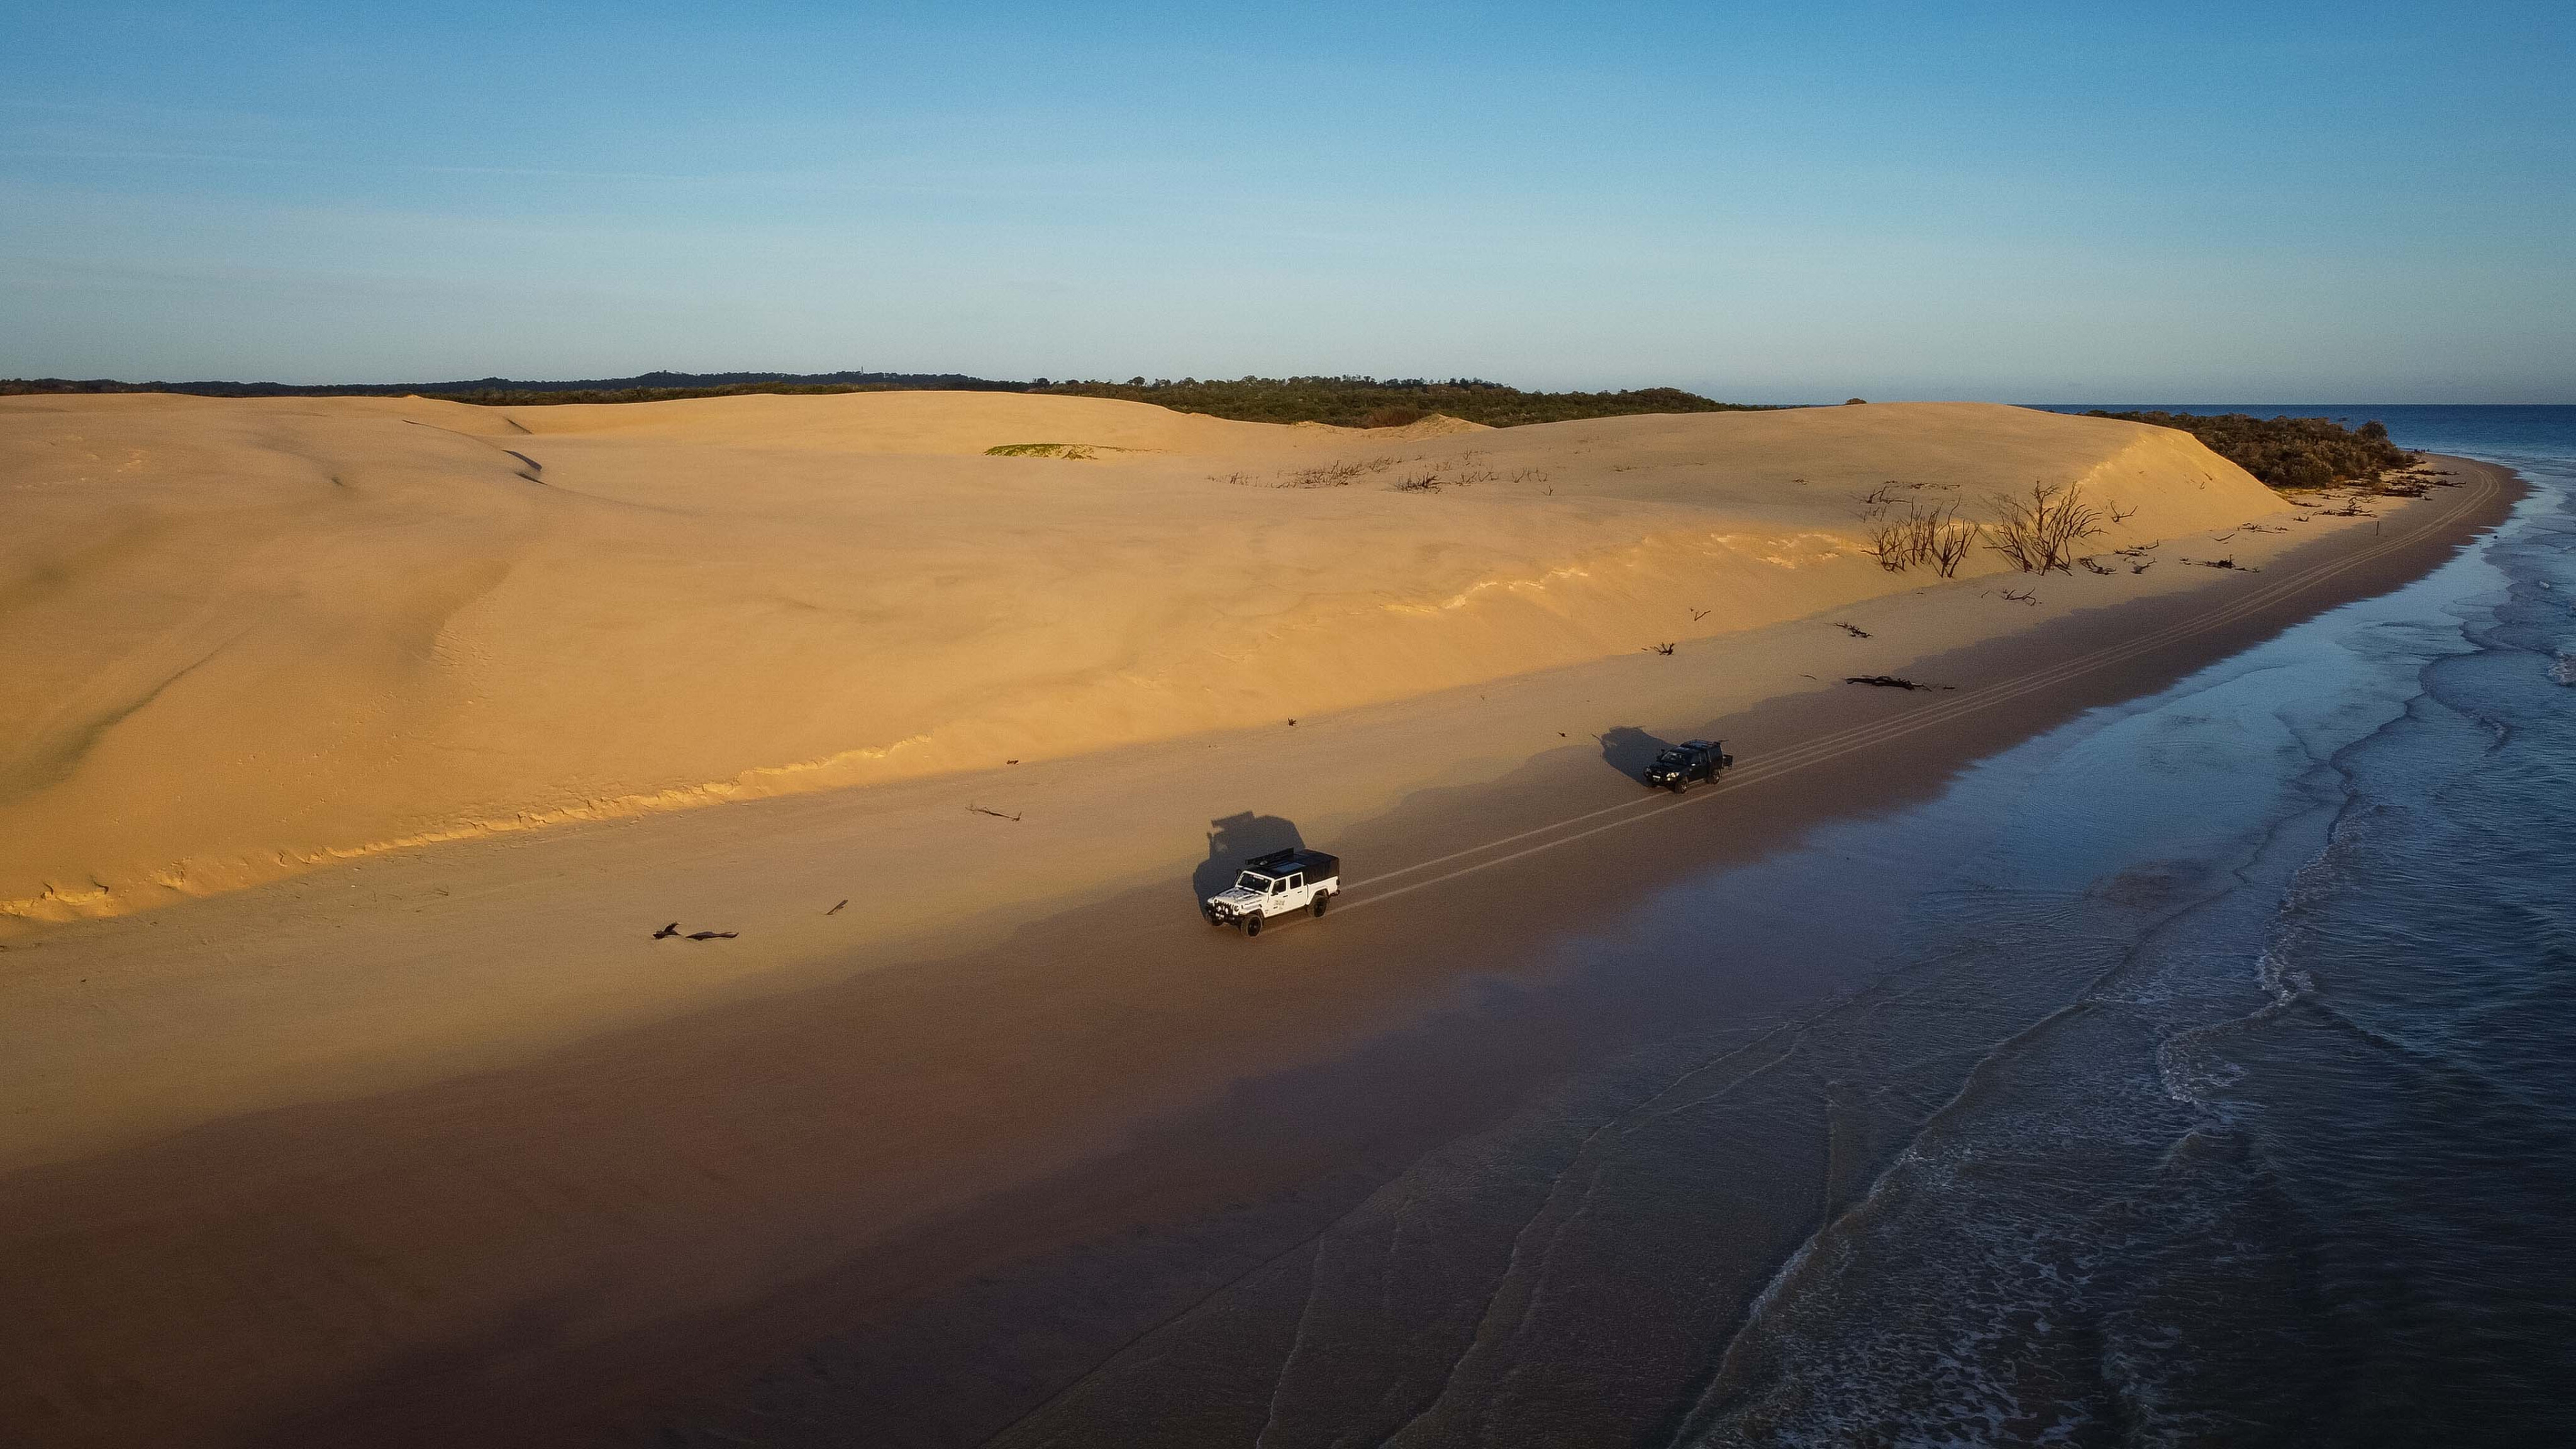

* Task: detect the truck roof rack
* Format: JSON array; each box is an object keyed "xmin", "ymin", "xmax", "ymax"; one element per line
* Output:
[{"xmin": 1243, "ymin": 847, "xmax": 1339, "ymax": 875}]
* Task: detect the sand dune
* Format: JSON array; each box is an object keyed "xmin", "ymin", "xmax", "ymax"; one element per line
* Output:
[{"xmin": 0, "ymin": 393, "xmax": 2280, "ymax": 930}]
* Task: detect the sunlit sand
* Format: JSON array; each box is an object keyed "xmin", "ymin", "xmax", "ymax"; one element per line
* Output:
[{"xmin": 1, "ymin": 392, "xmax": 2284, "ymax": 931}]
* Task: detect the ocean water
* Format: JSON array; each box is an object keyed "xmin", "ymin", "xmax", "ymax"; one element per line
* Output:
[
  {"xmin": 979, "ymin": 409, "xmax": 2576, "ymax": 1446},
  {"xmin": 1677, "ymin": 431, "xmax": 2576, "ymax": 1444},
  {"xmin": 1675, "ymin": 404, "xmax": 2576, "ymax": 1445}
]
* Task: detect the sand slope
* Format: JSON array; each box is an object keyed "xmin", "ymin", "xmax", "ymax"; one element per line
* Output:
[{"xmin": 0, "ymin": 394, "xmax": 2279, "ymax": 929}]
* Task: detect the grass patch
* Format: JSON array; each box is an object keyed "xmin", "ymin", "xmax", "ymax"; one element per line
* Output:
[{"xmin": 985, "ymin": 442, "xmax": 1147, "ymax": 460}]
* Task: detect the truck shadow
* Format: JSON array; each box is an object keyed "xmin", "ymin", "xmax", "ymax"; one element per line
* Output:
[
  {"xmin": 1597, "ymin": 726, "xmax": 1672, "ymax": 782},
  {"xmin": 1194, "ymin": 812, "xmax": 1306, "ymax": 902}
]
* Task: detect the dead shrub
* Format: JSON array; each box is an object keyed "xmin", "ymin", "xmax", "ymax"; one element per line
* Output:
[
  {"xmin": 1275, "ymin": 455, "xmax": 1399, "ymax": 488},
  {"xmin": 1923, "ymin": 508, "xmax": 1982, "ymax": 578},
  {"xmin": 1863, "ymin": 502, "xmax": 1984, "ymax": 578},
  {"xmin": 1987, "ymin": 480, "xmax": 2105, "ymax": 574},
  {"xmin": 1863, "ymin": 519, "xmax": 1912, "ymax": 570}
]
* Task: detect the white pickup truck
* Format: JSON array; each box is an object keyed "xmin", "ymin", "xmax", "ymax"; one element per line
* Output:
[{"xmin": 1202, "ymin": 848, "xmax": 1340, "ymax": 936}]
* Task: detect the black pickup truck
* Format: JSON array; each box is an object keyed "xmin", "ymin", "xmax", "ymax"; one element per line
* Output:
[{"xmin": 1642, "ymin": 739, "xmax": 1733, "ymax": 792}]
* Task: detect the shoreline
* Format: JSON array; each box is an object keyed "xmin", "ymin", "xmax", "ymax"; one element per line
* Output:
[
  {"xmin": 0, "ymin": 459, "xmax": 2518, "ymax": 1448},
  {"xmin": 625, "ymin": 457, "xmax": 2531, "ymax": 1446}
]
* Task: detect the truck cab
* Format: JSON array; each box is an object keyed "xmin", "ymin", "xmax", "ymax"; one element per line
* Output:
[
  {"xmin": 1643, "ymin": 739, "xmax": 1733, "ymax": 791},
  {"xmin": 1202, "ymin": 848, "xmax": 1341, "ymax": 936}
]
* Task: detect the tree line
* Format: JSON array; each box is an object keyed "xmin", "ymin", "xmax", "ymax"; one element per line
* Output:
[
  {"xmin": 1, "ymin": 370, "xmax": 1762, "ymax": 427},
  {"xmin": 1026, "ymin": 375, "xmax": 1767, "ymax": 428}
]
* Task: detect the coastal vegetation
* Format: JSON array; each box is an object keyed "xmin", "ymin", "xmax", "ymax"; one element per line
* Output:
[
  {"xmin": 2085, "ymin": 410, "xmax": 2413, "ymax": 489},
  {"xmin": 0, "ymin": 370, "xmax": 1018, "ymax": 404},
  {"xmin": 1028, "ymin": 375, "xmax": 1766, "ymax": 428},
  {"xmin": 417, "ymin": 382, "xmax": 921, "ymax": 406},
  {"xmin": 3, "ymin": 370, "xmax": 1763, "ymax": 428},
  {"xmin": 984, "ymin": 443, "xmax": 1122, "ymax": 459}
]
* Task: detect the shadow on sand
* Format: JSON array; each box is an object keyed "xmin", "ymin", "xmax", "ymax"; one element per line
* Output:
[
  {"xmin": 1192, "ymin": 811, "xmax": 1307, "ymax": 903},
  {"xmin": 1597, "ymin": 726, "xmax": 1674, "ymax": 784}
]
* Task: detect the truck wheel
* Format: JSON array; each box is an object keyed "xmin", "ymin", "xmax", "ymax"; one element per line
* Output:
[
  {"xmin": 1667, "ymin": 779, "xmax": 1688, "ymax": 793},
  {"xmin": 1311, "ymin": 892, "xmax": 1330, "ymax": 918},
  {"xmin": 1243, "ymin": 914, "xmax": 1262, "ymax": 937}
]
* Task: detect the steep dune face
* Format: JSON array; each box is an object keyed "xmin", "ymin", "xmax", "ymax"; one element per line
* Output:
[{"xmin": 0, "ymin": 394, "xmax": 2280, "ymax": 928}]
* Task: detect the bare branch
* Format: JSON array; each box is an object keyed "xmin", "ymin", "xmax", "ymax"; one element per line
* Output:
[{"xmin": 1987, "ymin": 480, "xmax": 2104, "ymax": 574}]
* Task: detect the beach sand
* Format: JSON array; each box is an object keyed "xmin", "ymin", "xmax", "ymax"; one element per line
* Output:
[
  {"xmin": 4, "ymin": 393, "xmax": 2275, "ymax": 940},
  {"xmin": 0, "ymin": 389, "xmax": 2510, "ymax": 1446}
]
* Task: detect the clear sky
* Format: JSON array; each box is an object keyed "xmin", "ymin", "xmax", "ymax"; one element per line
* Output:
[{"xmin": 4, "ymin": 1, "xmax": 2570, "ymax": 401}]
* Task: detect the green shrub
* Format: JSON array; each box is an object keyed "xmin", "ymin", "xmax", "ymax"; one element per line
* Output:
[{"xmin": 2085, "ymin": 410, "xmax": 2412, "ymax": 489}]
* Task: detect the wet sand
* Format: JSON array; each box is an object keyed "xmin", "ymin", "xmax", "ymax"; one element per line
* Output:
[{"xmin": 0, "ymin": 463, "xmax": 2512, "ymax": 1448}]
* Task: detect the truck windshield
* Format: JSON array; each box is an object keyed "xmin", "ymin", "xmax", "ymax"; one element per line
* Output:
[{"xmin": 1236, "ymin": 872, "xmax": 1274, "ymax": 892}]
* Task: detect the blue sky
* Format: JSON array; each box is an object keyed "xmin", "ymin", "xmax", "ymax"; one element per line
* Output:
[{"xmin": 4, "ymin": 1, "xmax": 2570, "ymax": 400}]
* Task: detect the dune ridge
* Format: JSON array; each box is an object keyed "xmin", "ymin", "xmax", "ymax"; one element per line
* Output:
[{"xmin": 0, "ymin": 393, "xmax": 2283, "ymax": 930}]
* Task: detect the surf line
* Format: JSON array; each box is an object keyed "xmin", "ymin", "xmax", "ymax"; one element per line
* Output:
[{"xmin": 1339, "ymin": 474, "xmax": 2497, "ymax": 916}]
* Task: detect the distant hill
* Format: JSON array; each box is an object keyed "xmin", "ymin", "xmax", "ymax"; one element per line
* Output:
[{"xmin": 1, "ymin": 370, "xmax": 1767, "ymax": 426}]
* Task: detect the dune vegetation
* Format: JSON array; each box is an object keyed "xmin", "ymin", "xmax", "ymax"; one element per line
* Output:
[
  {"xmin": 1026, "ymin": 375, "xmax": 1767, "ymax": 428},
  {"xmin": 4, "ymin": 370, "xmax": 1764, "ymax": 428},
  {"xmin": 2085, "ymin": 410, "xmax": 2414, "ymax": 489}
]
